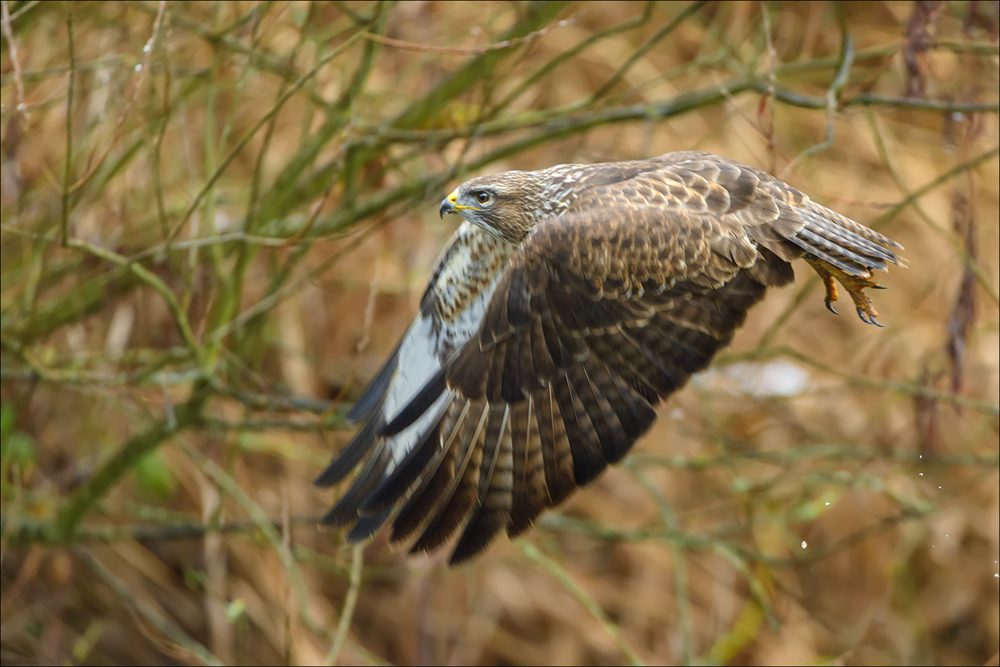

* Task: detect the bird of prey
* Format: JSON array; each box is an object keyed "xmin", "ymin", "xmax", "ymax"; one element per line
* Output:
[{"xmin": 315, "ymin": 151, "xmax": 904, "ymax": 565}]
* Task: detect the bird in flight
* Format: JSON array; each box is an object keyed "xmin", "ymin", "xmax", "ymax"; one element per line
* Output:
[{"xmin": 315, "ymin": 151, "xmax": 905, "ymax": 565}]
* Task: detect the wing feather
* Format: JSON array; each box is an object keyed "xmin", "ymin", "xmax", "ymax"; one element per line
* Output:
[
  {"xmin": 451, "ymin": 404, "xmax": 513, "ymax": 564},
  {"xmin": 346, "ymin": 343, "xmax": 401, "ymax": 425},
  {"xmin": 508, "ymin": 396, "xmax": 549, "ymax": 537},
  {"xmin": 314, "ymin": 410, "xmax": 382, "ymax": 488},
  {"xmin": 536, "ymin": 384, "xmax": 576, "ymax": 506},
  {"xmin": 357, "ymin": 400, "xmax": 450, "ymax": 514},
  {"xmin": 555, "ymin": 371, "xmax": 607, "ymax": 487},
  {"xmin": 390, "ymin": 398, "xmax": 472, "ymax": 543},
  {"xmin": 578, "ymin": 362, "xmax": 631, "ymax": 463},
  {"xmin": 410, "ymin": 402, "xmax": 490, "ymax": 553},
  {"xmin": 320, "ymin": 439, "xmax": 390, "ymax": 527}
]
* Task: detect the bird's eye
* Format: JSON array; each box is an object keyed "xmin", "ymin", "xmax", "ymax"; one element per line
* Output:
[{"xmin": 475, "ymin": 191, "xmax": 492, "ymax": 205}]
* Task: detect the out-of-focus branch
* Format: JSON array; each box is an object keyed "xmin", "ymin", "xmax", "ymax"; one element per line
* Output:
[
  {"xmin": 717, "ymin": 345, "xmax": 1000, "ymax": 417},
  {"xmin": 283, "ymin": 78, "xmax": 997, "ymax": 240},
  {"xmin": 79, "ymin": 548, "xmax": 224, "ymax": 666},
  {"xmin": 52, "ymin": 385, "xmax": 210, "ymax": 541},
  {"xmin": 4, "ymin": 514, "xmax": 320, "ymax": 546}
]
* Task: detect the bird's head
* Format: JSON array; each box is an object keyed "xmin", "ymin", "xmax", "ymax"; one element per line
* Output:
[{"xmin": 439, "ymin": 170, "xmax": 547, "ymax": 244}]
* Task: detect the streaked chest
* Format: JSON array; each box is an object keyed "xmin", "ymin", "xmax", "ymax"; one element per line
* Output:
[{"xmin": 421, "ymin": 222, "xmax": 514, "ymax": 359}]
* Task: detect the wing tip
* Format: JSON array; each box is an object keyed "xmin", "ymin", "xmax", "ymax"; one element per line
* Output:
[
  {"xmin": 448, "ymin": 505, "xmax": 510, "ymax": 566},
  {"xmin": 345, "ymin": 508, "xmax": 393, "ymax": 543},
  {"xmin": 345, "ymin": 346, "xmax": 403, "ymax": 425},
  {"xmin": 313, "ymin": 416, "xmax": 382, "ymax": 488}
]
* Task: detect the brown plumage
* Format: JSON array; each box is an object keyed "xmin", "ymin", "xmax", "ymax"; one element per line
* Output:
[{"xmin": 315, "ymin": 151, "xmax": 905, "ymax": 565}]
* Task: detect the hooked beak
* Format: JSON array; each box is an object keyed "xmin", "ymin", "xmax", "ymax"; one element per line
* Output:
[
  {"xmin": 439, "ymin": 197, "xmax": 456, "ymax": 218},
  {"xmin": 439, "ymin": 191, "xmax": 475, "ymax": 218}
]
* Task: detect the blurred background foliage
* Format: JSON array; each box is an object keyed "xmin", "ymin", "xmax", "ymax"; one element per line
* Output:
[{"xmin": 1, "ymin": 1, "xmax": 998, "ymax": 665}]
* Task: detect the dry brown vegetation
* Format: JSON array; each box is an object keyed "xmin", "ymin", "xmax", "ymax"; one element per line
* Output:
[{"xmin": 2, "ymin": 1, "xmax": 999, "ymax": 665}]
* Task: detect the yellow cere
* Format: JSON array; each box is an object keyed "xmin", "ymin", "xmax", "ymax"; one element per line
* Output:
[{"xmin": 448, "ymin": 191, "xmax": 478, "ymax": 211}]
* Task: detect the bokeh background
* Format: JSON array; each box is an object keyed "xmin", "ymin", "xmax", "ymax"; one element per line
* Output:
[{"xmin": 2, "ymin": 1, "xmax": 998, "ymax": 665}]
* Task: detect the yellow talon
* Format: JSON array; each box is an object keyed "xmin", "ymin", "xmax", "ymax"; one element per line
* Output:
[{"xmin": 804, "ymin": 257, "xmax": 884, "ymax": 326}]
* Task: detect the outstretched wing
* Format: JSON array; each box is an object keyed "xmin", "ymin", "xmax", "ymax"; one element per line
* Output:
[
  {"xmin": 314, "ymin": 221, "xmax": 513, "ymax": 538},
  {"xmin": 318, "ymin": 152, "xmax": 904, "ymax": 565}
]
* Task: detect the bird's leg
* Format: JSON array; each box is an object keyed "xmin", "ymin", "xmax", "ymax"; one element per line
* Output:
[
  {"xmin": 804, "ymin": 257, "xmax": 885, "ymax": 326},
  {"xmin": 805, "ymin": 257, "xmax": 841, "ymax": 315}
]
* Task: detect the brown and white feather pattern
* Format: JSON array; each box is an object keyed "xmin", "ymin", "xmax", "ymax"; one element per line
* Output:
[{"xmin": 316, "ymin": 151, "xmax": 905, "ymax": 564}]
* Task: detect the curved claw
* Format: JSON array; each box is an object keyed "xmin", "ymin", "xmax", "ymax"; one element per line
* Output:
[
  {"xmin": 804, "ymin": 256, "xmax": 890, "ymax": 328},
  {"xmin": 869, "ymin": 315, "xmax": 884, "ymax": 327}
]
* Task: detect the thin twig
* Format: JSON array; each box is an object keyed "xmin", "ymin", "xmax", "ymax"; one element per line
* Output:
[
  {"xmin": 628, "ymin": 447, "xmax": 999, "ymax": 471},
  {"xmin": 361, "ymin": 18, "xmax": 574, "ymax": 55},
  {"xmin": 202, "ymin": 417, "xmax": 343, "ymax": 432},
  {"xmin": 2, "ymin": 514, "xmax": 320, "ymax": 546},
  {"xmin": 66, "ymin": 1, "xmax": 168, "ymax": 196},
  {"xmin": 208, "ymin": 220, "xmax": 383, "ymax": 343},
  {"xmin": 61, "ymin": 5, "xmax": 75, "ymax": 246},
  {"xmin": 759, "ymin": 0, "xmax": 778, "ymax": 172},
  {"xmin": 633, "ymin": 469, "xmax": 694, "ymax": 665},
  {"xmin": 780, "ymin": 18, "xmax": 854, "ymax": 178},
  {"xmin": 490, "ymin": 3, "xmax": 655, "ymax": 118},
  {"xmin": 591, "ymin": 1, "xmax": 707, "ymax": 102},
  {"xmin": 6, "ymin": 0, "xmax": 39, "ymax": 22},
  {"xmin": 79, "ymin": 548, "xmax": 224, "ymax": 665},
  {"xmin": 0, "ymin": 361, "xmax": 199, "ymax": 388},
  {"xmin": 716, "ymin": 344, "xmax": 999, "ymax": 417},
  {"xmin": 165, "ymin": 29, "xmax": 366, "ymax": 244},
  {"xmin": 53, "ymin": 385, "xmax": 210, "ymax": 540},
  {"xmin": 66, "ymin": 238, "xmax": 203, "ymax": 363},
  {"xmin": 180, "ymin": 441, "xmax": 336, "ymax": 645},
  {"xmin": 868, "ymin": 145, "xmax": 1000, "ymax": 228},
  {"xmin": 931, "ymin": 39, "xmax": 1000, "ymax": 55},
  {"xmin": 124, "ymin": 0, "xmax": 298, "ymax": 79},
  {"xmin": 864, "ymin": 109, "xmax": 999, "ymax": 306},
  {"xmin": 539, "ymin": 506, "xmax": 935, "ymax": 569},
  {"xmin": 0, "ymin": 0, "xmax": 28, "ymax": 117},
  {"xmin": 324, "ymin": 543, "xmax": 365, "ymax": 666},
  {"xmin": 517, "ymin": 540, "xmax": 645, "ymax": 666}
]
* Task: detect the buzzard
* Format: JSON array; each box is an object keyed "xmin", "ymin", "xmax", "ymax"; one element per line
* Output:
[{"xmin": 316, "ymin": 151, "xmax": 904, "ymax": 565}]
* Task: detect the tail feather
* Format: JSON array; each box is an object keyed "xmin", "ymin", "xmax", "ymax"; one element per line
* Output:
[
  {"xmin": 800, "ymin": 211, "xmax": 900, "ymax": 265},
  {"xmin": 796, "ymin": 227, "xmax": 889, "ymax": 272},
  {"xmin": 793, "ymin": 202, "xmax": 904, "ymax": 275},
  {"xmin": 783, "ymin": 201, "xmax": 905, "ymax": 324},
  {"xmin": 804, "ymin": 201, "xmax": 903, "ymax": 252},
  {"xmin": 788, "ymin": 233, "xmax": 867, "ymax": 277}
]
